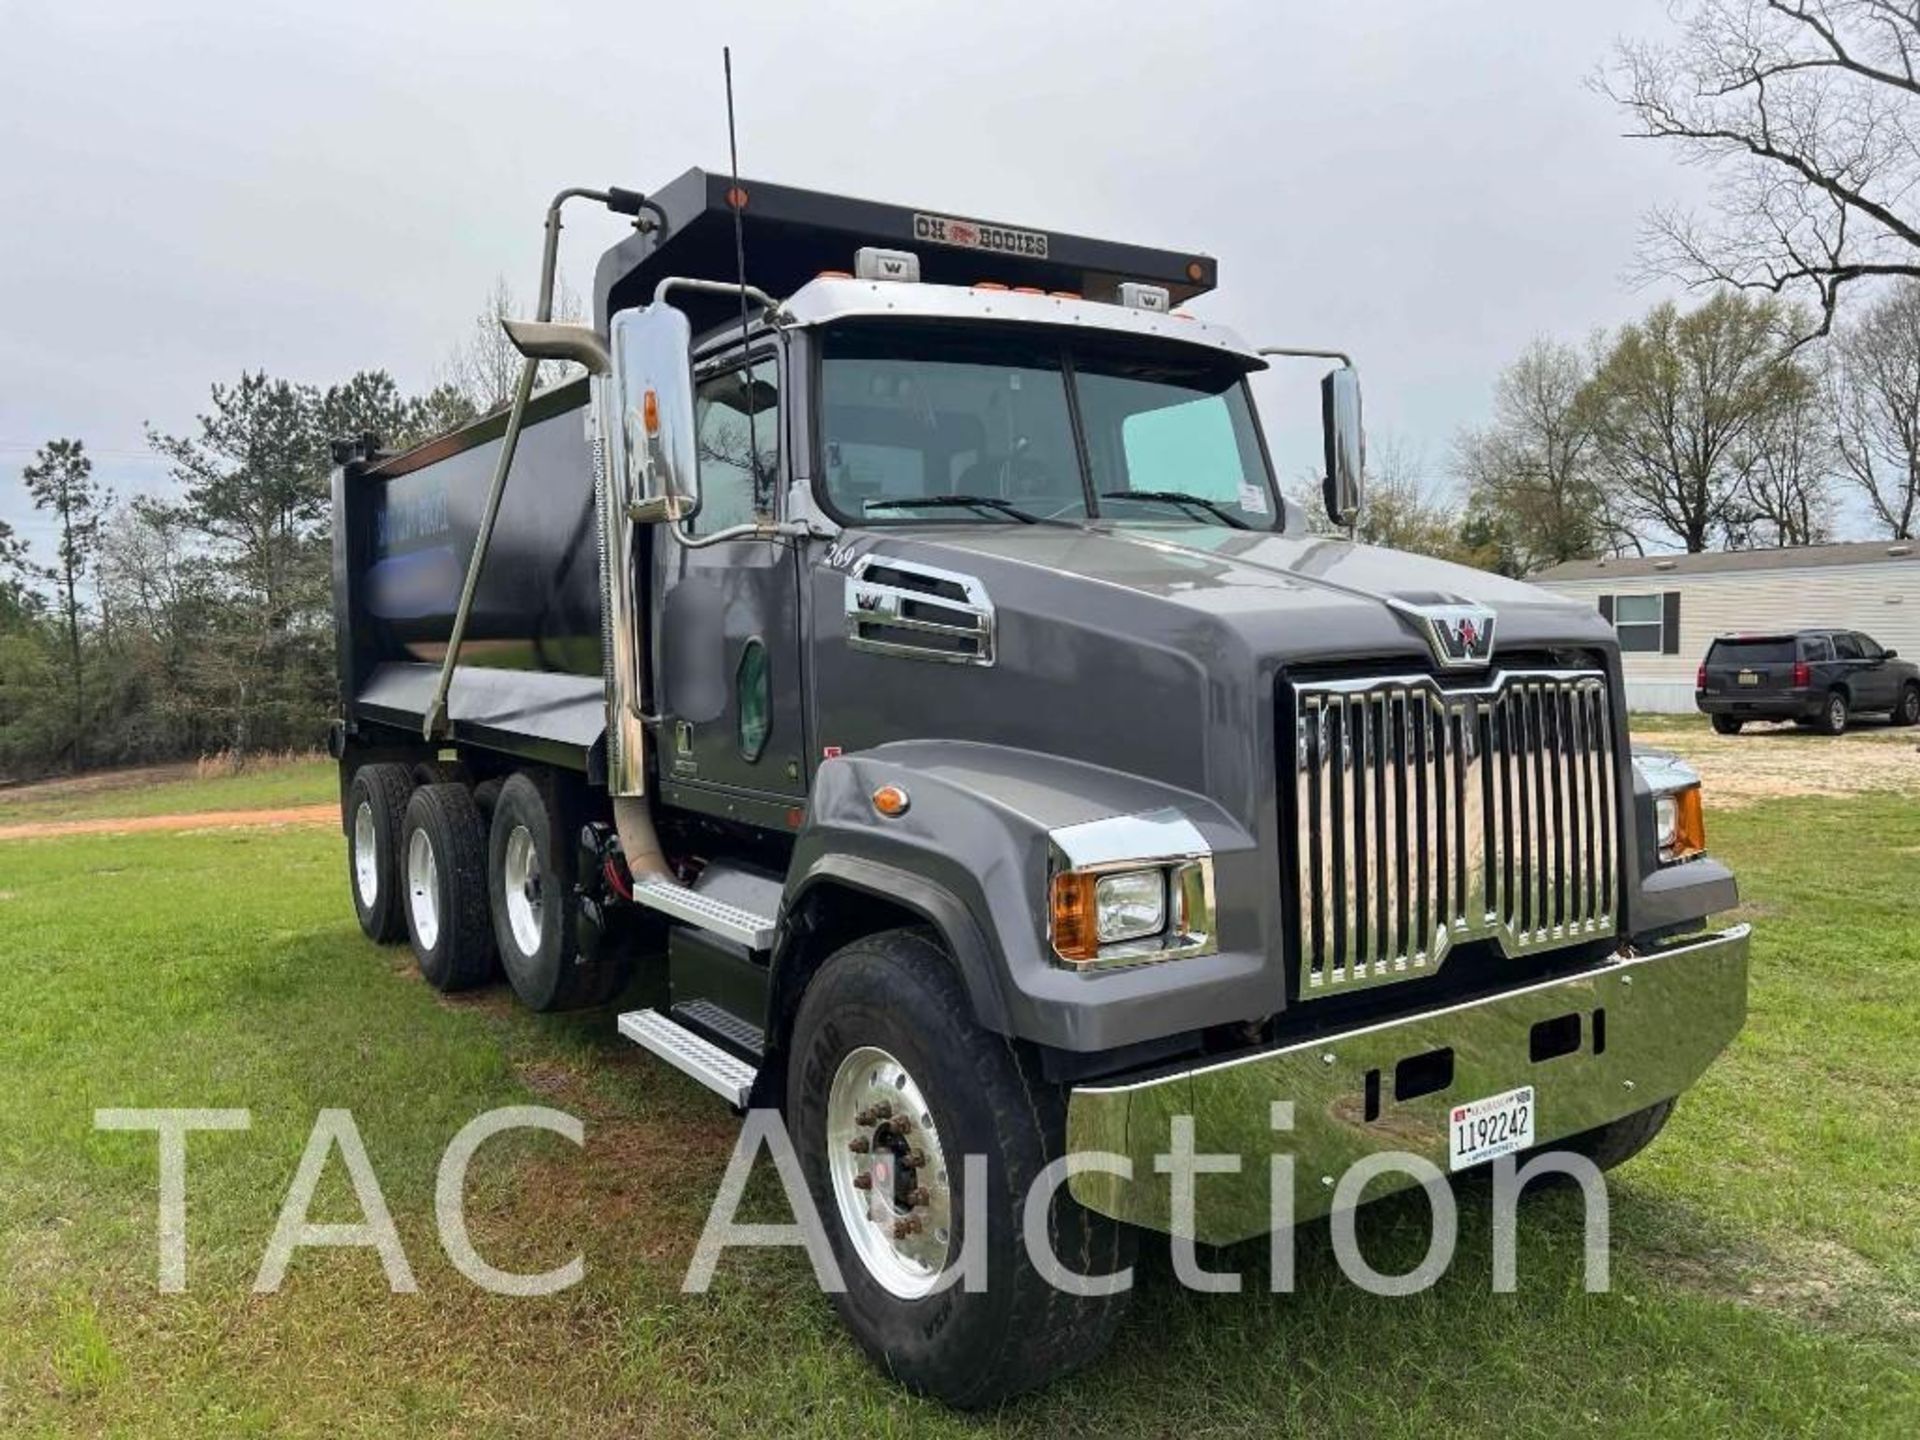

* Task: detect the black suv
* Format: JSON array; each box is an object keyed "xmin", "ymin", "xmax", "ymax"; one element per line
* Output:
[{"xmin": 1696, "ymin": 628, "xmax": 1920, "ymax": 734}]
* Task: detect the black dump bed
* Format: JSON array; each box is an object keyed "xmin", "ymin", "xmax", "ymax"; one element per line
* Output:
[{"xmin": 331, "ymin": 382, "xmax": 607, "ymax": 765}]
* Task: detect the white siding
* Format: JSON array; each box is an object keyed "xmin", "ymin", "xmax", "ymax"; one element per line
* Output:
[{"xmin": 1538, "ymin": 561, "xmax": 1920, "ymax": 713}]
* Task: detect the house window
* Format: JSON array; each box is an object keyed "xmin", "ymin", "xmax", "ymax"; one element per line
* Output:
[
  {"xmin": 1613, "ymin": 594, "xmax": 1664, "ymax": 652},
  {"xmin": 1598, "ymin": 590, "xmax": 1681, "ymax": 655}
]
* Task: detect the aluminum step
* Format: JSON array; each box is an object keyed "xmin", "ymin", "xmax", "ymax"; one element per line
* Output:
[
  {"xmin": 618, "ymin": 1008, "xmax": 758, "ymax": 1108},
  {"xmin": 671, "ymin": 998, "xmax": 766, "ymax": 1060},
  {"xmin": 630, "ymin": 874, "xmax": 777, "ymax": 950}
]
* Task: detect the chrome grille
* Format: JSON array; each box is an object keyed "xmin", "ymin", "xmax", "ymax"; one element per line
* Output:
[{"xmin": 1292, "ymin": 670, "xmax": 1618, "ymax": 999}]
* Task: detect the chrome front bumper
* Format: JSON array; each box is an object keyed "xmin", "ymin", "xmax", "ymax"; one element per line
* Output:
[{"xmin": 1066, "ymin": 925, "xmax": 1749, "ymax": 1244}]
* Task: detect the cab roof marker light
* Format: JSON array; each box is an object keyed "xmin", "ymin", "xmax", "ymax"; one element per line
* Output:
[
  {"xmin": 853, "ymin": 247, "xmax": 920, "ymax": 283},
  {"xmin": 1117, "ymin": 282, "xmax": 1171, "ymax": 312}
]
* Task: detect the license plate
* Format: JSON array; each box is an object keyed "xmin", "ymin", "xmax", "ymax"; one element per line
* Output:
[
  {"xmin": 1738, "ymin": 671, "xmax": 1760, "ymax": 686},
  {"xmin": 1448, "ymin": 1085, "xmax": 1535, "ymax": 1170}
]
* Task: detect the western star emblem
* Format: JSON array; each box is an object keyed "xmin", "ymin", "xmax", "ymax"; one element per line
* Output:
[{"xmin": 1407, "ymin": 603, "xmax": 1498, "ymax": 669}]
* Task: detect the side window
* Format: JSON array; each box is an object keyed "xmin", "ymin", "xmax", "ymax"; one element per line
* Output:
[
  {"xmin": 692, "ymin": 358, "xmax": 779, "ymax": 536},
  {"xmin": 1854, "ymin": 632, "xmax": 1884, "ymax": 660},
  {"xmin": 1834, "ymin": 632, "xmax": 1864, "ymax": 661},
  {"xmin": 1802, "ymin": 635, "xmax": 1835, "ymax": 663}
]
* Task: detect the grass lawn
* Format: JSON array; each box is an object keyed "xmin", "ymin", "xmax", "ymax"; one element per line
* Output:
[
  {"xmin": 0, "ymin": 787, "xmax": 1914, "ymax": 1436},
  {"xmin": 0, "ymin": 756, "xmax": 335, "ymax": 827}
]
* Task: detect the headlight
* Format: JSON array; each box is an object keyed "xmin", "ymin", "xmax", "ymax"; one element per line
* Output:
[
  {"xmin": 1655, "ymin": 794, "xmax": 1679, "ymax": 851},
  {"xmin": 1657, "ymin": 785, "xmax": 1706, "ymax": 863},
  {"xmin": 1046, "ymin": 812, "xmax": 1218, "ymax": 969},
  {"xmin": 1634, "ymin": 750, "xmax": 1707, "ymax": 865},
  {"xmin": 1094, "ymin": 869, "xmax": 1167, "ymax": 943}
]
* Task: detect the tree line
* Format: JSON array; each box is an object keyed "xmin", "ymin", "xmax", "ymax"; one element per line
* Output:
[{"xmin": 0, "ymin": 280, "xmax": 579, "ymax": 781}]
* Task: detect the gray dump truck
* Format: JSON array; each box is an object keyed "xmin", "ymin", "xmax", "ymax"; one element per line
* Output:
[{"xmin": 330, "ymin": 169, "xmax": 1749, "ymax": 1405}]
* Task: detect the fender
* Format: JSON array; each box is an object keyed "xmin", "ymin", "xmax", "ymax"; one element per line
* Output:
[
  {"xmin": 775, "ymin": 739, "xmax": 1270, "ymax": 1054},
  {"xmin": 783, "ymin": 852, "xmax": 1011, "ymax": 1034}
]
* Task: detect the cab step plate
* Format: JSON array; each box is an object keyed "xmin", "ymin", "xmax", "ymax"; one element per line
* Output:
[
  {"xmin": 618, "ymin": 1008, "xmax": 758, "ymax": 1108},
  {"xmin": 630, "ymin": 875, "xmax": 777, "ymax": 950},
  {"xmin": 672, "ymin": 998, "xmax": 766, "ymax": 1061}
]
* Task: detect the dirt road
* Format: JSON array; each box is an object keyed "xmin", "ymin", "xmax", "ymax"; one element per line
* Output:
[
  {"xmin": 0, "ymin": 805, "xmax": 336, "ymax": 842},
  {"xmin": 1635, "ymin": 722, "xmax": 1920, "ymax": 807}
]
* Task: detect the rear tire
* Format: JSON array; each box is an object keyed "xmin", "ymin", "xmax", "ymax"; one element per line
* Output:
[
  {"xmin": 1709, "ymin": 714, "xmax": 1742, "ymax": 736},
  {"xmin": 1548, "ymin": 1098, "xmax": 1676, "ymax": 1173},
  {"xmin": 1895, "ymin": 683, "xmax": 1920, "ymax": 728},
  {"xmin": 345, "ymin": 763, "xmax": 412, "ymax": 944},
  {"xmin": 1817, "ymin": 690, "xmax": 1850, "ymax": 736},
  {"xmin": 401, "ymin": 783, "xmax": 496, "ymax": 991},
  {"xmin": 787, "ymin": 927, "xmax": 1133, "ymax": 1408},
  {"xmin": 488, "ymin": 772, "xmax": 626, "ymax": 1011}
]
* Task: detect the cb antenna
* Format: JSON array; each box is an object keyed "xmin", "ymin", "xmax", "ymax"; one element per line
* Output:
[{"xmin": 723, "ymin": 45, "xmax": 765, "ymax": 510}]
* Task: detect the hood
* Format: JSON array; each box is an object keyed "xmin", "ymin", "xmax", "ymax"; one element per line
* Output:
[{"xmin": 884, "ymin": 521, "xmax": 1614, "ymax": 670}]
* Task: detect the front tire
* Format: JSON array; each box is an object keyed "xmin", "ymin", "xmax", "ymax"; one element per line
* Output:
[
  {"xmin": 1817, "ymin": 690, "xmax": 1850, "ymax": 736},
  {"xmin": 401, "ymin": 783, "xmax": 496, "ymax": 991},
  {"xmin": 487, "ymin": 772, "xmax": 626, "ymax": 1011},
  {"xmin": 787, "ymin": 927, "xmax": 1132, "ymax": 1408},
  {"xmin": 345, "ymin": 763, "xmax": 412, "ymax": 944},
  {"xmin": 1549, "ymin": 1098, "xmax": 1676, "ymax": 1173},
  {"xmin": 1709, "ymin": 714, "xmax": 1742, "ymax": 736}
]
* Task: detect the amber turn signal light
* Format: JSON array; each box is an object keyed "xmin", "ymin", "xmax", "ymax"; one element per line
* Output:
[
  {"xmin": 1671, "ymin": 786, "xmax": 1706, "ymax": 859},
  {"xmin": 1050, "ymin": 872, "xmax": 1100, "ymax": 964}
]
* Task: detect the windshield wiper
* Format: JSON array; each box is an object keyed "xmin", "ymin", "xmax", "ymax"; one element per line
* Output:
[
  {"xmin": 1100, "ymin": 489, "xmax": 1251, "ymax": 530},
  {"xmin": 867, "ymin": 494, "xmax": 1041, "ymax": 524}
]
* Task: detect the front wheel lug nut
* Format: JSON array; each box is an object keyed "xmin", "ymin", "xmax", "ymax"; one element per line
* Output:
[
  {"xmin": 854, "ymin": 1108, "xmax": 874, "ymax": 1126},
  {"xmin": 904, "ymin": 1150, "xmax": 926, "ymax": 1169},
  {"xmin": 891, "ymin": 1116, "xmax": 913, "ymax": 1136},
  {"xmin": 852, "ymin": 1173, "xmax": 872, "ymax": 1191},
  {"xmin": 906, "ymin": 1187, "xmax": 930, "ymax": 1207},
  {"xmin": 848, "ymin": 1137, "xmax": 870, "ymax": 1154},
  {"xmin": 892, "ymin": 1217, "xmax": 922, "ymax": 1239}
]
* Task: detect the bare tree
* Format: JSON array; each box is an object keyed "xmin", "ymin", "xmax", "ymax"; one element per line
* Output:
[
  {"xmin": 1583, "ymin": 293, "xmax": 1809, "ymax": 551},
  {"xmin": 1604, "ymin": 1, "xmax": 1920, "ymax": 341},
  {"xmin": 1830, "ymin": 277, "xmax": 1920, "ymax": 535},
  {"xmin": 1736, "ymin": 361, "xmax": 1836, "ymax": 543},
  {"xmin": 1455, "ymin": 338, "xmax": 1625, "ymax": 572},
  {"xmin": 442, "ymin": 274, "xmax": 585, "ymax": 414}
]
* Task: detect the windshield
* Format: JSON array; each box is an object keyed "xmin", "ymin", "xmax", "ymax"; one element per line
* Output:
[{"xmin": 818, "ymin": 323, "xmax": 1278, "ymax": 527}]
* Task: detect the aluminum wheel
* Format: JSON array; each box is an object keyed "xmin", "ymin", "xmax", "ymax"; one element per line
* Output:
[
  {"xmin": 826, "ymin": 1045, "xmax": 954, "ymax": 1299},
  {"xmin": 406, "ymin": 827, "xmax": 441, "ymax": 951},
  {"xmin": 352, "ymin": 801, "xmax": 379, "ymax": 908},
  {"xmin": 502, "ymin": 823, "xmax": 542, "ymax": 957}
]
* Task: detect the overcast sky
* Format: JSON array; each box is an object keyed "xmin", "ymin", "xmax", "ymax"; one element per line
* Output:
[{"xmin": 0, "ymin": 0, "xmax": 1734, "ymax": 551}]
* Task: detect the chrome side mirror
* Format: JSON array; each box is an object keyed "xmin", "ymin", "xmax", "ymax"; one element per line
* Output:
[
  {"xmin": 1320, "ymin": 366, "xmax": 1364, "ymax": 529},
  {"xmin": 608, "ymin": 303, "xmax": 699, "ymax": 523}
]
